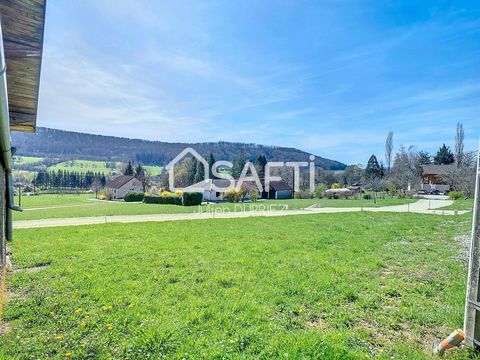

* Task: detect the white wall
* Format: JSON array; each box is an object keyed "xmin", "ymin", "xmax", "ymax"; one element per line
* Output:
[{"xmin": 107, "ymin": 179, "xmax": 143, "ymax": 199}]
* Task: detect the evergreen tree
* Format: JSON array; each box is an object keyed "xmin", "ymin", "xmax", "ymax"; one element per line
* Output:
[
  {"xmin": 418, "ymin": 151, "xmax": 431, "ymax": 165},
  {"xmin": 434, "ymin": 144, "xmax": 455, "ymax": 165},
  {"xmin": 193, "ymin": 159, "xmax": 204, "ymax": 183},
  {"xmin": 365, "ymin": 155, "xmax": 381, "ymax": 179},
  {"xmin": 255, "ymin": 154, "xmax": 267, "ymax": 184},
  {"xmin": 124, "ymin": 161, "xmax": 134, "ymax": 176},
  {"xmin": 232, "ymin": 151, "xmax": 246, "ymax": 179},
  {"xmin": 207, "ymin": 152, "xmax": 215, "ymax": 178},
  {"xmin": 135, "ymin": 163, "xmax": 145, "ymax": 179},
  {"xmin": 186, "ymin": 158, "xmax": 197, "ymax": 185}
]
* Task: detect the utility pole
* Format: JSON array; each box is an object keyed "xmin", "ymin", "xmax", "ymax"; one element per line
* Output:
[{"xmin": 464, "ymin": 141, "xmax": 480, "ymax": 346}]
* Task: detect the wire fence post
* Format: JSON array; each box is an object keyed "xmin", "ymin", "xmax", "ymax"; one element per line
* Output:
[{"xmin": 464, "ymin": 141, "xmax": 480, "ymax": 346}]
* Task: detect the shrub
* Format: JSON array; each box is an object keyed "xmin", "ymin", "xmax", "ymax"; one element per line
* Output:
[
  {"xmin": 331, "ymin": 183, "xmax": 340, "ymax": 189},
  {"xmin": 98, "ymin": 193, "xmax": 107, "ymax": 200},
  {"xmin": 295, "ymin": 190, "xmax": 313, "ymax": 199},
  {"xmin": 144, "ymin": 194, "xmax": 182, "ymax": 205},
  {"xmin": 124, "ymin": 191, "xmax": 144, "ymax": 202},
  {"xmin": 221, "ymin": 188, "xmax": 245, "ymax": 202},
  {"xmin": 248, "ymin": 189, "xmax": 259, "ymax": 202},
  {"xmin": 182, "ymin": 192, "xmax": 203, "ymax": 206},
  {"xmin": 363, "ymin": 194, "xmax": 372, "ymax": 200},
  {"xmin": 448, "ymin": 191, "xmax": 463, "ymax": 200},
  {"xmin": 315, "ymin": 183, "xmax": 327, "ymax": 198}
]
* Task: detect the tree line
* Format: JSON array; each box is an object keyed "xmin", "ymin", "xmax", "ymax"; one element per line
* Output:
[{"xmin": 33, "ymin": 170, "xmax": 107, "ymax": 190}]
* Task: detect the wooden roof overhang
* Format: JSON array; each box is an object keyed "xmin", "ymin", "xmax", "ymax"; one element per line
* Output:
[{"xmin": 0, "ymin": 0, "xmax": 46, "ymax": 132}]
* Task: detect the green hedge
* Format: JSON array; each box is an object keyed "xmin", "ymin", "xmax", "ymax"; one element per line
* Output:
[
  {"xmin": 448, "ymin": 191, "xmax": 463, "ymax": 200},
  {"xmin": 124, "ymin": 191, "xmax": 144, "ymax": 202},
  {"xmin": 143, "ymin": 192, "xmax": 203, "ymax": 206},
  {"xmin": 144, "ymin": 194, "xmax": 182, "ymax": 205},
  {"xmin": 182, "ymin": 192, "xmax": 203, "ymax": 206}
]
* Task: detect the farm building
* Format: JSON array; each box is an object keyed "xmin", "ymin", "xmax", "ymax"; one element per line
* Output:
[
  {"xmin": 0, "ymin": 0, "xmax": 46, "ymax": 289},
  {"xmin": 105, "ymin": 175, "xmax": 143, "ymax": 199},
  {"xmin": 262, "ymin": 180, "xmax": 293, "ymax": 199},
  {"xmin": 421, "ymin": 164, "xmax": 455, "ymax": 193}
]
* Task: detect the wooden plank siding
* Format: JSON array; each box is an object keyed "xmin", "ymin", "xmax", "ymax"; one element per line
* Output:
[{"xmin": 0, "ymin": 0, "xmax": 46, "ymax": 132}]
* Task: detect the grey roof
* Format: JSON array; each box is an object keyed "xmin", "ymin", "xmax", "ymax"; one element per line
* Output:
[
  {"xmin": 325, "ymin": 188, "xmax": 352, "ymax": 194},
  {"xmin": 106, "ymin": 175, "xmax": 136, "ymax": 189},
  {"xmin": 422, "ymin": 165, "xmax": 456, "ymax": 176},
  {"xmin": 269, "ymin": 180, "xmax": 292, "ymax": 192}
]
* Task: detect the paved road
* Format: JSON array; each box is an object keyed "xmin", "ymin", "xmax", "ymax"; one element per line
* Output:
[{"xmin": 13, "ymin": 199, "xmax": 467, "ymax": 229}]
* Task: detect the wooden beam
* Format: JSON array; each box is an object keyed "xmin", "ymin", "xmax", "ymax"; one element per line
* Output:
[
  {"xmin": 464, "ymin": 142, "xmax": 480, "ymax": 345},
  {"xmin": 3, "ymin": 40, "xmax": 40, "ymax": 58}
]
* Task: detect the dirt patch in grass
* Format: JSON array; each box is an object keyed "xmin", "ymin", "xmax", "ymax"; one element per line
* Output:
[
  {"xmin": 453, "ymin": 234, "xmax": 470, "ymax": 264},
  {"xmin": 13, "ymin": 261, "xmax": 51, "ymax": 273},
  {"xmin": 0, "ymin": 321, "xmax": 11, "ymax": 335},
  {"xmin": 306, "ymin": 315, "xmax": 329, "ymax": 330}
]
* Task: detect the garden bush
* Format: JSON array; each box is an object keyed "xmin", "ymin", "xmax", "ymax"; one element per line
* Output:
[
  {"xmin": 448, "ymin": 191, "xmax": 463, "ymax": 200},
  {"xmin": 182, "ymin": 192, "xmax": 203, "ymax": 206},
  {"xmin": 221, "ymin": 188, "xmax": 245, "ymax": 202},
  {"xmin": 144, "ymin": 194, "xmax": 182, "ymax": 205},
  {"xmin": 295, "ymin": 190, "xmax": 313, "ymax": 199},
  {"xmin": 363, "ymin": 194, "xmax": 372, "ymax": 200},
  {"xmin": 124, "ymin": 191, "xmax": 144, "ymax": 202},
  {"xmin": 315, "ymin": 183, "xmax": 327, "ymax": 198}
]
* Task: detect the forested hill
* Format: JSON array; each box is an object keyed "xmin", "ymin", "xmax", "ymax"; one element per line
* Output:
[{"xmin": 11, "ymin": 127, "xmax": 346, "ymax": 170}]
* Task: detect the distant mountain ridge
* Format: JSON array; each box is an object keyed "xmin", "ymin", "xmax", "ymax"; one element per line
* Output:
[{"xmin": 11, "ymin": 127, "xmax": 347, "ymax": 170}]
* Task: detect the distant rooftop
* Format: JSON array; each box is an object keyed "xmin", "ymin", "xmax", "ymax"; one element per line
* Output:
[
  {"xmin": 422, "ymin": 164, "xmax": 456, "ymax": 176},
  {"xmin": 106, "ymin": 175, "xmax": 136, "ymax": 189}
]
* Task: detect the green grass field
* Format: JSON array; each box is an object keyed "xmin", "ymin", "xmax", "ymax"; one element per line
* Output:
[
  {"xmin": 1, "ymin": 212, "xmax": 474, "ymax": 359},
  {"xmin": 48, "ymin": 160, "xmax": 123, "ymax": 174},
  {"xmin": 46, "ymin": 160, "xmax": 164, "ymax": 176},
  {"xmin": 13, "ymin": 195, "xmax": 417, "ymax": 221},
  {"xmin": 12, "ymin": 155, "xmax": 45, "ymax": 166}
]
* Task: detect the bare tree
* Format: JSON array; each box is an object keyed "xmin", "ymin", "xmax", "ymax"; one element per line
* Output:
[
  {"xmin": 385, "ymin": 131, "xmax": 393, "ymax": 174},
  {"xmin": 389, "ymin": 145, "xmax": 422, "ymax": 191},
  {"xmin": 455, "ymin": 122, "xmax": 464, "ymax": 167},
  {"xmin": 91, "ymin": 178, "xmax": 101, "ymax": 199}
]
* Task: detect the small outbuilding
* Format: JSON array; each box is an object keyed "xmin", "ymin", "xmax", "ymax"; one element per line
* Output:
[
  {"xmin": 263, "ymin": 181, "xmax": 293, "ymax": 199},
  {"xmin": 105, "ymin": 175, "xmax": 143, "ymax": 199}
]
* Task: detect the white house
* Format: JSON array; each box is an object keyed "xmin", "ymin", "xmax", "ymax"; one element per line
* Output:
[
  {"xmin": 105, "ymin": 175, "xmax": 143, "ymax": 199},
  {"xmin": 184, "ymin": 179, "xmax": 293, "ymax": 202},
  {"xmin": 183, "ymin": 179, "xmax": 232, "ymax": 202}
]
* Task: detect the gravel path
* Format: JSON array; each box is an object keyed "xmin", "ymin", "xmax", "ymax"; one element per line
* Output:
[{"xmin": 13, "ymin": 199, "xmax": 468, "ymax": 229}]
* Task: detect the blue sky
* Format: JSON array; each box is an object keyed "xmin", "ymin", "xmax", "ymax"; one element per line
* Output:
[{"xmin": 38, "ymin": 0, "xmax": 480, "ymax": 165}]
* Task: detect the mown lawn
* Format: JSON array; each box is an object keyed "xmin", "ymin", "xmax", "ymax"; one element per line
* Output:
[
  {"xmin": 1, "ymin": 212, "xmax": 475, "ymax": 359},
  {"xmin": 13, "ymin": 194, "xmax": 417, "ymax": 221}
]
